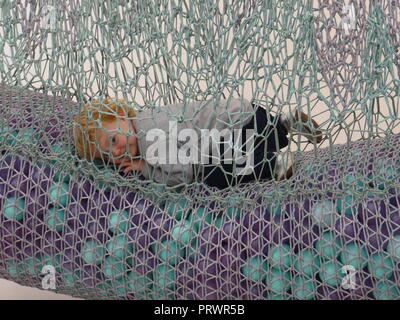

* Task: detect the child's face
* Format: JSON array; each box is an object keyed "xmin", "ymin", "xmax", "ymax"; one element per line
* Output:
[{"xmin": 95, "ymin": 117, "xmax": 138, "ymax": 161}]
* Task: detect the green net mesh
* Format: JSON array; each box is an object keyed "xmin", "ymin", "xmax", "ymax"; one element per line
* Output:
[{"xmin": 0, "ymin": 0, "xmax": 399, "ymax": 300}]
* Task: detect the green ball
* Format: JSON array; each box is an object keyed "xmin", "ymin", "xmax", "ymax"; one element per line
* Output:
[
  {"xmin": 45, "ymin": 207, "xmax": 66, "ymax": 232},
  {"xmin": 368, "ymin": 252, "xmax": 394, "ymax": 279},
  {"xmin": 269, "ymin": 244, "xmax": 291, "ymax": 269},
  {"xmin": 386, "ymin": 235, "xmax": 400, "ymax": 262},
  {"xmin": 315, "ymin": 232, "xmax": 340, "ymax": 261},
  {"xmin": 3, "ymin": 197, "xmax": 25, "ymax": 221},
  {"xmin": 372, "ymin": 280, "xmax": 400, "ymax": 300},
  {"xmin": 156, "ymin": 240, "xmax": 185, "ymax": 266},
  {"xmin": 339, "ymin": 242, "xmax": 368, "ymax": 269},
  {"xmin": 102, "ymin": 256, "xmax": 126, "ymax": 280},
  {"xmin": 106, "ymin": 235, "xmax": 133, "ymax": 260},
  {"xmin": 241, "ymin": 256, "xmax": 268, "ymax": 282},
  {"xmin": 81, "ymin": 239, "xmax": 105, "ymax": 265},
  {"xmin": 319, "ymin": 261, "xmax": 343, "ymax": 287},
  {"xmin": 154, "ymin": 263, "xmax": 175, "ymax": 290},
  {"xmin": 166, "ymin": 198, "xmax": 190, "ymax": 221},
  {"xmin": 294, "ymin": 249, "xmax": 321, "ymax": 277},
  {"xmin": 171, "ymin": 220, "xmax": 193, "ymax": 245},
  {"xmin": 108, "ymin": 210, "xmax": 131, "ymax": 234},
  {"xmin": 49, "ymin": 182, "xmax": 70, "ymax": 206},
  {"xmin": 291, "ymin": 276, "xmax": 316, "ymax": 300},
  {"xmin": 265, "ymin": 268, "xmax": 291, "ymax": 294}
]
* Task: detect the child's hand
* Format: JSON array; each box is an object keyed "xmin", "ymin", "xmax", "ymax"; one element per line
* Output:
[{"xmin": 114, "ymin": 157, "xmax": 144, "ymax": 174}]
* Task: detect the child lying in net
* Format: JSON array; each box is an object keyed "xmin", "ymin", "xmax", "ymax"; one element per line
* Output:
[{"xmin": 72, "ymin": 97, "xmax": 323, "ymax": 189}]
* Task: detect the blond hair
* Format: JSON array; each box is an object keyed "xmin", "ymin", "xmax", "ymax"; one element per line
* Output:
[{"xmin": 72, "ymin": 97, "xmax": 136, "ymax": 161}]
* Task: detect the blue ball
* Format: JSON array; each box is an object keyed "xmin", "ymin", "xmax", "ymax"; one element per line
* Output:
[{"xmin": 3, "ymin": 196, "xmax": 25, "ymax": 221}]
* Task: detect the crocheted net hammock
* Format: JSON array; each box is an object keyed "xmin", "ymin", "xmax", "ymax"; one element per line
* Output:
[{"xmin": 0, "ymin": 0, "xmax": 400, "ymax": 300}]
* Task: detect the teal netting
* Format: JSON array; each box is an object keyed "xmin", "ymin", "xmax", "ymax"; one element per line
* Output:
[{"xmin": 0, "ymin": 0, "xmax": 399, "ymax": 300}]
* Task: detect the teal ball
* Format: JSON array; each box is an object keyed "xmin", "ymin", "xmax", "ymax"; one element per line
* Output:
[
  {"xmin": 241, "ymin": 256, "xmax": 268, "ymax": 282},
  {"xmin": 339, "ymin": 242, "xmax": 368, "ymax": 270},
  {"xmin": 3, "ymin": 197, "xmax": 25, "ymax": 221},
  {"xmin": 372, "ymin": 280, "xmax": 400, "ymax": 300},
  {"xmin": 269, "ymin": 244, "xmax": 291, "ymax": 269},
  {"xmin": 81, "ymin": 239, "xmax": 105, "ymax": 265},
  {"xmin": 102, "ymin": 256, "xmax": 126, "ymax": 280},
  {"xmin": 368, "ymin": 252, "xmax": 394, "ymax": 279},
  {"xmin": 315, "ymin": 232, "xmax": 340, "ymax": 261},
  {"xmin": 171, "ymin": 220, "xmax": 193, "ymax": 245},
  {"xmin": 386, "ymin": 235, "xmax": 400, "ymax": 262},
  {"xmin": 106, "ymin": 235, "xmax": 133, "ymax": 260},
  {"xmin": 318, "ymin": 261, "xmax": 343, "ymax": 287},
  {"xmin": 49, "ymin": 182, "xmax": 70, "ymax": 206},
  {"xmin": 291, "ymin": 276, "xmax": 316, "ymax": 300},
  {"xmin": 127, "ymin": 271, "xmax": 152, "ymax": 296},
  {"xmin": 265, "ymin": 268, "xmax": 291, "ymax": 294},
  {"xmin": 155, "ymin": 240, "xmax": 185, "ymax": 266},
  {"xmin": 153, "ymin": 263, "xmax": 175, "ymax": 290},
  {"xmin": 108, "ymin": 210, "xmax": 131, "ymax": 234},
  {"xmin": 166, "ymin": 198, "xmax": 190, "ymax": 221},
  {"xmin": 311, "ymin": 199, "xmax": 337, "ymax": 229},
  {"xmin": 45, "ymin": 207, "xmax": 66, "ymax": 232},
  {"xmin": 294, "ymin": 249, "xmax": 321, "ymax": 277}
]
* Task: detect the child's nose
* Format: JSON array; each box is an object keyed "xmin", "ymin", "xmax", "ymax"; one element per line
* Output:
[{"xmin": 113, "ymin": 135, "xmax": 128, "ymax": 157}]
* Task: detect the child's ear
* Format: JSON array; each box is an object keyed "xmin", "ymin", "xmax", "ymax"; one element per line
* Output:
[{"xmin": 117, "ymin": 109, "xmax": 127, "ymax": 117}]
